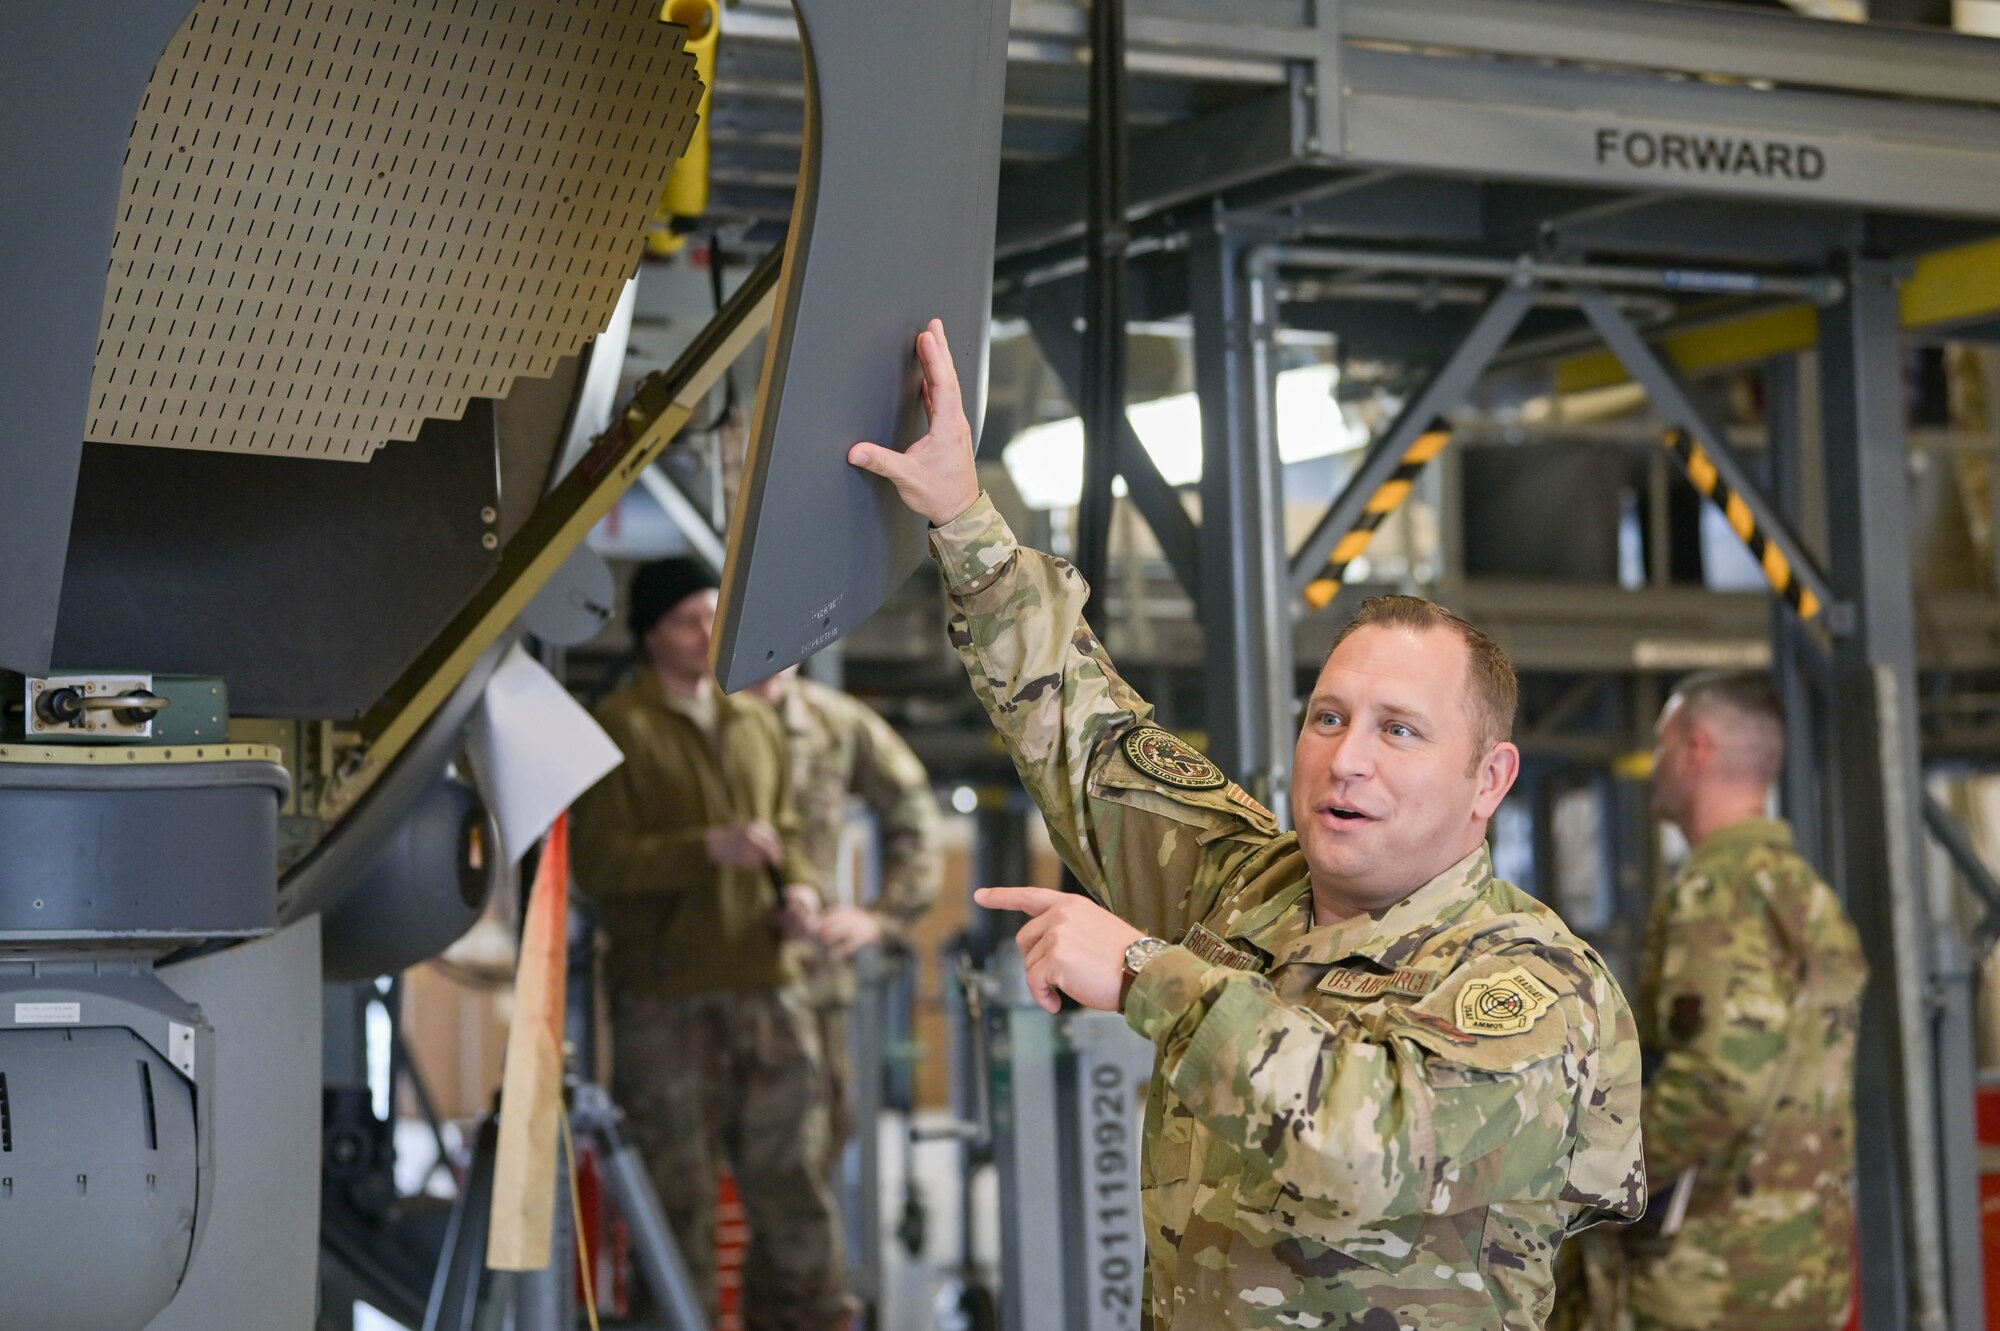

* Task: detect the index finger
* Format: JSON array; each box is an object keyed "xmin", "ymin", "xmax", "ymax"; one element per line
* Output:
[
  {"xmin": 974, "ymin": 886, "xmax": 1066, "ymax": 917},
  {"xmin": 917, "ymin": 319, "xmax": 964, "ymax": 425}
]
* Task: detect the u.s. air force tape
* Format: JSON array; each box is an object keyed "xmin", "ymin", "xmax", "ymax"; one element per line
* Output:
[
  {"xmin": 1122, "ymin": 726, "xmax": 1227, "ymax": 791},
  {"xmin": 1454, "ymin": 966, "xmax": 1560, "ymax": 1037}
]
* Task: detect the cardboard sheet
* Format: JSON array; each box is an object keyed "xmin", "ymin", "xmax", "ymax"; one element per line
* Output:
[{"xmin": 465, "ymin": 645, "xmax": 623, "ymax": 864}]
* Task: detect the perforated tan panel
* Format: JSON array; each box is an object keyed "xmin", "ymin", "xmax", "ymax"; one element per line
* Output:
[{"xmin": 88, "ymin": 0, "xmax": 700, "ymax": 460}]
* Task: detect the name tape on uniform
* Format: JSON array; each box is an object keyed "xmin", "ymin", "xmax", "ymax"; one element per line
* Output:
[
  {"xmin": 1180, "ymin": 923, "xmax": 1265, "ymax": 973},
  {"xmin": 1454, "ymin": 967, "xmax": 1559, "ymax": 1037},
  {"xmin": 1318, "ymin": 967, "xmax": 1443, "ymax": 1000}
]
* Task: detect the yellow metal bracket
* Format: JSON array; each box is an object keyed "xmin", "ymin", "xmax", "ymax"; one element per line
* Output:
[
  {"xmin": 1662, "ymin": 429, "xmax": 1823, "ymax": 622},
  {"xmin": 1558, "ymin": 236, "xmax": 2000, "ymax": 393},
  {"xmin": 649, "ymin": 0, "xmax": 722, "ymax": 256},
  {"xmin": 1303, "ymin": 425, "xmax": 1451, "ymax": 609}
]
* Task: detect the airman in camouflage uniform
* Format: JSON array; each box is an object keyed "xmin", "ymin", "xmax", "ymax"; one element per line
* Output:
[
  {"xmin": 573, "ymin": 560, "xmax": 848, "ymax": 1331},
  {"xmin": 847, "ymin": 319, "xmax": 1646, "ymax": 1330},
  {"xmin": 1623, "ymin": 674, "xmax": 1868, "ymax": 1331},
  {"xmin": 750, "ymin": 667, "xmax": 944, "ymax": 1170}
]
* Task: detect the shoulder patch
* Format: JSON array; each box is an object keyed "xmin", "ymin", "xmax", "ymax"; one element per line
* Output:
[
  {"xmin": 1180, "ymin": 923, "xmax": 1266, "ymax": 973},
  {"xmin": 1453, "ymin": 965, "xmax": 1560, "ymax": 1037},
  {"xmin": 1122, "ymin": 726, "xmax": 1227, "ymax": 791}
]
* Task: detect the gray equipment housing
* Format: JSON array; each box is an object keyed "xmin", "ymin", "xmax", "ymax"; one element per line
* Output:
[
  {"xmin": 0, "ymin": 759, "xmax": 289, "ymax": 945},
  {"xmin": 711, "ymin": 0, "xmax": 1012, "ymax": 692},
  {"xmin": 320, "ymin": 774, "xmax": 501, "ymax": 983},
  {"xmin": 0, "ymin": 1030, "xmax": 201, "ymax": 1328},
  {"xmin": 0, "ymin": 963, "xmax": 214, "ymax": 1331},
  {"xmin": 0, "ymin": 756, "xmax": 288, "ymax": 1329}
]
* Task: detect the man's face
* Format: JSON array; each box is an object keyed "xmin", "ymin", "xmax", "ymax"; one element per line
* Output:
[
  {"xmin": 1651, "ymin": 696, "xmax": 1694, "ymax": 828},
  {"xmin": 1290, "ymin": 625, "xmax": 1516, "ymax": 910},
  {"xmin": 745, "ymin": 663, "xmax": 800, "ymax": 706},
  {"xmin": 643, "ymin": 589, "xmax": 718, "ymax": 681}
]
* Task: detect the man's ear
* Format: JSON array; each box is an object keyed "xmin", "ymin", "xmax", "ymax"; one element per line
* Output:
[
  {"xmin": 1473, "ymin": 741, "xmax": 1521, "ymax": 819},
  {"xmin": 1683, "ymin": 720, "xmax": 1716, "ymax": 773}
]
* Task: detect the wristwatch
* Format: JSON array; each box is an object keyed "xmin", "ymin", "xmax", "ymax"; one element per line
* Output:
[{"xmin": 1119, "ymin": 936, "xmax": 1171, "ymax": 1009}]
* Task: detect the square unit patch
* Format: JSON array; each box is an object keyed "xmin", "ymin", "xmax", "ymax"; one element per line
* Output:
[{"xmin": 1454, "ymin": 966, "xmax": 1560, "ymax": 1036}]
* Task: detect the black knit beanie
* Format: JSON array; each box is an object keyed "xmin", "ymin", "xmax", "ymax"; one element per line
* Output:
[{"xmin": 627, "ymin": 557, "xmax": 720, "ymax": 640}]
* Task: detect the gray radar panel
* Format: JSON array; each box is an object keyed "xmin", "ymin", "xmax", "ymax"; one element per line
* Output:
[{"xmin": 711, "ymin": 0, "xmax": 1011, "ymax": 693}]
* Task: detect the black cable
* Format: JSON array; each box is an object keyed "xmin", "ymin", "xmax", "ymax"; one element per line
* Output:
[{"xmin": 688, "ymin": 230, "xmax": 741, "ymax": 434}]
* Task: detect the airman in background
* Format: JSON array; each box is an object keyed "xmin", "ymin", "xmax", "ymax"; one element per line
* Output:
[
  {"xmin": 748, "ymin": 664, "xmax": 944, "ymax": 1178},
  {"xmin": 1624, "ymin": 672, "xmax": 1868, "ymax": 1331},
  {"xmin": 572, "ymin": 558, "xmax": 848, "ymax": 1331}
]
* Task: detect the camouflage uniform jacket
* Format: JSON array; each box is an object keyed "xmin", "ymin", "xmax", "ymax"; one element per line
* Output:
[
  {"xmin": 572, "ymin": 672, "xmax": 819, "ymax": 999},
  {"xmin": 932, "ymin": 494, "xmax": 1646, "ymax": 1331},
  {"xmin": 1626, "ymin": 818, "xmax": 1867, "ymax": 1331},
  {"xmin": 778, "ymin": 675, "xmax": 944, "ymax": 1006}
]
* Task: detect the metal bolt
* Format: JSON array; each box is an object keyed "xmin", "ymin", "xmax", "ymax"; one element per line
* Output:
[
  {"xmin": 481, "ymin": 533, "xmax": 499, "ymax": 550},
  {"xmin": 480, "ymin": 506, "xmax": 498, "ymax": 524}
]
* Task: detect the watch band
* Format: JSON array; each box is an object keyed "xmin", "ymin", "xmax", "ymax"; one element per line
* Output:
[{"xmin": 1119, "ymin": 936, "xmax": 1170, "ymax": 1010}]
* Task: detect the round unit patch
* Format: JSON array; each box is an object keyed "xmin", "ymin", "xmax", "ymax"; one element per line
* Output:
[{"xmin": 1122, "ymin": 726, "xmax": 1228, "ymax": 791}]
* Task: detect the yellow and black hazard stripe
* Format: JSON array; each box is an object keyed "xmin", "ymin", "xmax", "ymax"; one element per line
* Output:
[
  {"xmin": 1303, "ymin": 424, "xmax": 1452, "ymax": 610},
  {"xmin": 1662, "ymin": 429, "xmax": 1821, "ymax": 621}
]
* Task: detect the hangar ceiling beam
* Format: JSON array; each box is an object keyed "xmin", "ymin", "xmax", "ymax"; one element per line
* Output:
[
  {"xmin": 1559, "ymin": 236, "xmax": 2000, "ymax": 392},
  {"xmin": 997, "ymin": 92, "xmax": 1299, "ymax": 261},
  {"xmin": 1341, "ymin": 0, "xmax": 1998, "ymax": 102}
]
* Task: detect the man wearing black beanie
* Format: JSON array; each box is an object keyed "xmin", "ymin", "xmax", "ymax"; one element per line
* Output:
[{"xmin": 573, "ymin": 556, "xmax": 848, "ymax": 1331}]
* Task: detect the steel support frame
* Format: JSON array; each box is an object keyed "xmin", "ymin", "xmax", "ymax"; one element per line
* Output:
[
  {"xmin": 1574, "ymin": 285, "xmax": 1850, "ymax": 633},
  {"xmin": 1288, "ymin": 280, "xmax": 1541, "ymax": 594},
  {"xmin": 1922, "ymin": 795, "xmax": 2000, "ymax": 947},
  {"xmin": 1762, "ymin": 355, "xmax": 1836, "ymax": 879},
  {"xmin": 1819, "ymin": 258, "xmax": 1984, "ymax": 1331},
  {"xmin": 639, "ymin": 464, "xmax": 728, "ymax": 575},
  {"xmin": 1190, "ymin": 230, "xmax": 1295, "ymax": 814},
  {"xmin": 1076, "ymin": 0, "xmax": 1130, "ymax": 600},
  {"xmin": 1022, "ymin": 292, "xmax": 1204, "ymax": 608}
]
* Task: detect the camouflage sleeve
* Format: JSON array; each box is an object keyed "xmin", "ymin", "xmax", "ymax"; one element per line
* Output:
[
  {"xmin": 748, "ymin": 701, "xmax": 822, "ymax": 895},
  {"xmin": 569, "ymin": 711, "xmax": 718, "ymax": 901},
  {"xmin": 840, "ymin": 693, "xmax": 945, "ymax": 932},
  {"xmin": 930, "ymin": 493, "xmax": 1274, "ymax": 937},
  {"xmin": 1126, "ymin": 942, "xmax": 1634, "ymax": 1225},
  {"xmin": 1642, "ymin": 867, "xmax": 1791, "ymax": 1183}
]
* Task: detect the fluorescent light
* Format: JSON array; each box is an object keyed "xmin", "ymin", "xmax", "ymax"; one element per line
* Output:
[{"xmin": 1002, "ymin": 364, "xmax": 1364, "ymax": 509}]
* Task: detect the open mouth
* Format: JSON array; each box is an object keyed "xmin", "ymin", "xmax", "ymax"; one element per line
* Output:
[{"xmin": 1322, "ymin": 805, "xmax": 1372, "ymax": 822}]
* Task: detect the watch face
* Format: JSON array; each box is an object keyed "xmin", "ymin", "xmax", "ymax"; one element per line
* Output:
[{"xmin": 1126, "ymin": 937, "xmax": 1168, "ymax": 974}]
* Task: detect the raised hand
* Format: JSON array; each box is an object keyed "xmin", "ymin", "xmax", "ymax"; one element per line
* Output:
[{"xmin": 847, "ymin": 319, "xmax": 982, "ymax": 527}]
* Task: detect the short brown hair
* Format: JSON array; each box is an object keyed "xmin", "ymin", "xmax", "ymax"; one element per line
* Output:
[
  {"xmin": 1325, "ymin": 595, "xmax": 1519, "ymax": 770},
  {"xmin": 1668, "ymin": 670, "xmax": 1785, "ymax": 784}
]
